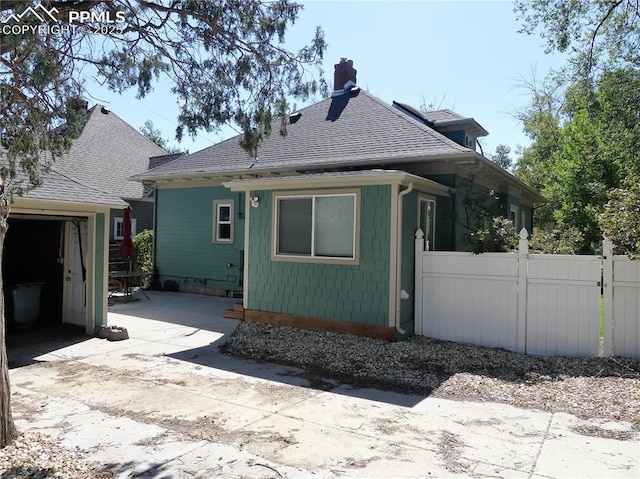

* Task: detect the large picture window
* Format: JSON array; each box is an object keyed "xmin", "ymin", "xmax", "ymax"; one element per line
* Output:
[
  {"xmin": 213, "ymin": 200, "xmax": 234, "ymax": 243},
  {"xmin": 274, "ymin": 190, "xmax": 359, "ymax": 263}
]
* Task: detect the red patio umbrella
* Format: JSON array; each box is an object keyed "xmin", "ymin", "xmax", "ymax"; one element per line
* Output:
[{"xmin": 120, "ymin": 206, "xmax": 135, "ymax": 258}]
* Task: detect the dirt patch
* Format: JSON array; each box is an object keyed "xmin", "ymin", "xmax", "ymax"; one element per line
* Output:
[
  {"xmin": 17, "ymin": 359, "xmax": 301, "ymax": 456},
  {"xmin": 571, "ymin": 425, "xmax": 636, "ymax": 441},
  {"xmin": 437, "ymin": 431, "xmax": 470, "ymax": 473},
  {"xmin": 372, "ymin": 418, "xmax": 401, "ymax": 436}
]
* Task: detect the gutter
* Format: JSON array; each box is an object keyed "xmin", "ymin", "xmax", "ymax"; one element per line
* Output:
[
  {"xmin": 128, "ymin": 152, "xmax": 476, "ymax": 184},
  {"xmin": 394, "ymin": 181, "xmax": 414, "ymax": 335}
]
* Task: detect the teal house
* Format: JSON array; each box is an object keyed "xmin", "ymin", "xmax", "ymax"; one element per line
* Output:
[{"xmin": 133, "ymin": 59, "xmax": 542, "ymax": 339}]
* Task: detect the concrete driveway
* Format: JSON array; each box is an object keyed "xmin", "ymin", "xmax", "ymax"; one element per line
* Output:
[{"xmin": 7, "ymin": 291, "xmax": 639, "ymax": 478}]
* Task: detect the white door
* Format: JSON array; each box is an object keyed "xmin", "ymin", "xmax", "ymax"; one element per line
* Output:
[{"xmin": 63, "ymin": 220, "xmax": 88, "ymax": 327}]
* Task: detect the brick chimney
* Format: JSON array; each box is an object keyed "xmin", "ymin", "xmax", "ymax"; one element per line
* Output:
[{"xmin": 334, "ymin": 58, "xmax": 357, "ymax": 91}]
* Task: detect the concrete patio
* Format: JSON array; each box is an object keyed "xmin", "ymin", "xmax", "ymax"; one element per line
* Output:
[{"xmin": 7, "ymin": 290, "xmax": 639, "ymax": 478}]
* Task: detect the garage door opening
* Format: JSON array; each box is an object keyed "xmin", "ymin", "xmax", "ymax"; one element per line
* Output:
[{"xmin": 2, "ymin": 216, "xmax": 88, "ymax": 339}]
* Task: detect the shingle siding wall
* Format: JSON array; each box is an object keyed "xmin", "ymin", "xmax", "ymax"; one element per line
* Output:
[
  {"xmin": 247, "ymin": 185, "xmax": 391, "ymax": 326},
  {"xmin": 155, "ymin": 186, "xmax": 244, "ymax": 293}
]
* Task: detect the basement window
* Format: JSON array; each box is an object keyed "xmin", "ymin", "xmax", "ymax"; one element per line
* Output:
[{"xmin": 273, "ymin": 190, "xmax": 360, "ymax": 264}]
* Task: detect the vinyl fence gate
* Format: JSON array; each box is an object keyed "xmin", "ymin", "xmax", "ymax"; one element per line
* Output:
[{"xmin": 414, "ymin": 229, "xmax": 640, "ymax": 358}]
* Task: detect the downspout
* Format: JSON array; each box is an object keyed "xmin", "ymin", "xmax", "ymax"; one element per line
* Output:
[
  {"xmin": 395, "ymin": 182, "xmax": 414, "ymax": 335},
  {"xmin": 148, "ymin": 181, "xmax": 158, "ymax": 286}
]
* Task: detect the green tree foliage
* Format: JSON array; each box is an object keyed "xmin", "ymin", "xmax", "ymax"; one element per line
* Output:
[
  {"xmin": 515, "ymin": 0, "xmax": 640, "ymax": 76},
  {"xmin": 529, "ymin": 227, "xmax": 584, "ymax": 254},
  {"xmin": 466, "ymin": 217, "xmax": 519, "ymax": 254},
  {"xmin": 490, "ymin": 144, "xmax": 513, "ymax": 171},
  {"xmin": 513, "ymin": 75, "xmax": 564, "ymax": 228},
  {"xmin": 140, "ymin": 120, "xmax": 182, "ymax": 154},
  {"xmin": 132, "ymin": 229, "xmax": 154, "ymax": 288},
  {"xmin": 515, "ymin": 68, "xmax": 640, "ymax": 253},
  {"xmin": 0, "ymin": 0, "xmax": 325, "ymax": 448},
  {"xmin": 455, "ymin": 177, "xmax": 519, "ymax": 253},
  {"xmin": 600, "ymin": 176, "xmax": 640, "ymax": 257},
  {"xmin": 514, "ymin": 2, "xmax": 640, "ymax": 252},
  {"xmin": 1, "ymin": 1, "xmax": 326, "ymax": 163}
]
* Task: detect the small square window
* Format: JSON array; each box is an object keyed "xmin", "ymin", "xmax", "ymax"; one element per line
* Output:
[
  {"xmin": 114, "ymin": 217, "xmax": 137, "ymax": 241},
  {"xmin": 213, "ymin": 200, "xmax": 234, "ymax": 243}
]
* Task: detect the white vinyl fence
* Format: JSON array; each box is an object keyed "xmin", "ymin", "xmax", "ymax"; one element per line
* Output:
[{"xmin": 414, "ymin": 229, "xmax": 640, "ymax": 358}]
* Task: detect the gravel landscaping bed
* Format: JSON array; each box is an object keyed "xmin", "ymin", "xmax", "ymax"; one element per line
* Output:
[
  {"xmin": 3, "ymin": 320, "xmax": 638, "ymax": 478},
  {"xmin": 222, "ymin": 321, "xmax": 640, "ymax": 428},
  {"xmin": 0, "ymin": 432, "xmax": 113, "ymax": 479}
]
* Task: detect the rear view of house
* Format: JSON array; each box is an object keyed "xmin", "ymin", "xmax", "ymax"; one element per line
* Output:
[{"xmin": 133, "ymin": 58, "xmax": 543, "ymax": 339}]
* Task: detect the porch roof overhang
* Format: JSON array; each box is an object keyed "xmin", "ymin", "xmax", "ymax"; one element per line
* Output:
[{"xmin": 222, "ymin": 169, "xmax": 454, "ymax": 196}]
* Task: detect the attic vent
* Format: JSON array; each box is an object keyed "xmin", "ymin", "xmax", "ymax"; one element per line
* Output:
[
  {"xmin": 101, "ymin": 106, "xmax": 111, "ymax": 115},
  {"xmin": 289, "ymin": 112, "xmax": 302, "ymax": 124}
]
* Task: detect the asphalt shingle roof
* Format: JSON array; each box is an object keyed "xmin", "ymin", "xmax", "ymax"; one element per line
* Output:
[
  {"xmin": 7, "ymin": 168, "xmax": 125, "ymax": 206},
  {"xmin": 134, "ymin": 89, "xmax": 472, "ymax": 180},
  {"xmin": 423, "ymin": 109, "xmax": 469, "ymax": 123},
  {"xmin": 54, "ymin": 105, "xmax": 167, "ymax": 199}
]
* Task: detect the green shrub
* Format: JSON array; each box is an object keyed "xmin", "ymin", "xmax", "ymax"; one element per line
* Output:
[
  {"xmin": 465, "ymin": 216, "xmax": 519, "ymax": 254},
  {"xmin": 529, "ymin": 226, "xmax": 584, "ymax": 254},
  {"xmin": 132, "ymin": 229, "xmax": 153, "ymax": 288},
  {"xmin": 600, "ymin": 176, "xmax": 640, "ymax": 257}
]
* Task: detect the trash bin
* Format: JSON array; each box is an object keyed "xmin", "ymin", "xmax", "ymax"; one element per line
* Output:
[{"xmin": 11, "ymin": 282, "xmax": 44, "ymax": 328}]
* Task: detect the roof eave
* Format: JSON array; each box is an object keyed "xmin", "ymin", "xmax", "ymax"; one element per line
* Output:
[
  {"xmin": 434, "ymin": 118, "xmax": 489, "ymax": 137},
  {"xmin": 223, "ymin": 171, "xmax": 454, "ymax": 196},
  {"xmin": 129, "ymin": 151, "xmax": 477, "ymax": 183},
  {"xmin": 12, "ymin": 196, "xmax": 126, "ymax": 211},
  {"xmin": 446, "ymin": 152, "xmax": 546, "ymax": 203}
]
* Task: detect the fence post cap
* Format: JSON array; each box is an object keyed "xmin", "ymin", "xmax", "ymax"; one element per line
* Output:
[
  {"xmin": 415, "ymin": 228, "xmax": 424, "ymax": 239},
  {"xmin": 519, "ymin": 228, "xmax": 528, "ymax": 239}
]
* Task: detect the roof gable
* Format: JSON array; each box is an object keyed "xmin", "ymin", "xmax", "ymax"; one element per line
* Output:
[{"xmin": 54, "ymin": 105, "xmax": 167, "ymax": 199}]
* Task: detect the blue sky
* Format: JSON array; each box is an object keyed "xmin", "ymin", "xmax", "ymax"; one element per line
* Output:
[{"xmin": 83, "ymin": 1, "xmax": 565, "ymax": 157}]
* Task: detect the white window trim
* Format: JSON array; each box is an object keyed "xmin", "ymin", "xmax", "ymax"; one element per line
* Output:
[
  {"xmin": 212, "ymin": 200, "xmax": 234, "ymax": 244},
  {"xmin": 272, "ymin": 189, "xmax": 361, "ymax": 265},
  {"xmin": 510, "ymin": 205, "xmax": 519, "ymax": 229},
  {"xmin": 113, "ymin": 217, "xmax": 137, "ymax": 241},
  {"xmin": 418, "ymin": 195, "xmax": 437, "ymax": 251}
]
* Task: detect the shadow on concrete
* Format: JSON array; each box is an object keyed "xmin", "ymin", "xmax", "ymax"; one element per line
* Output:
[
  {"xmin": 111, "ymin": 291, "xmax": 427, "ymax": 407},
  {"xmin": 6, "ymin": 324, "xmax": 90, "ymax": 369},
  {"xmin": 96, "ymin": 460, "xmax": 173, "ymax": 478},
  {"xmin": 1, "ymin": 467, "xmax": 56, "ymax": 479},
  {"xmin": 108, "ymin": 290, "xmax": 238, "ymax": 333},
  {"xmin": 167, "ymin": 337, "xmax": 426, "ymax": 408}
]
